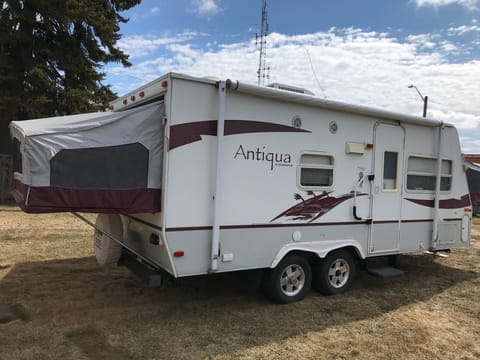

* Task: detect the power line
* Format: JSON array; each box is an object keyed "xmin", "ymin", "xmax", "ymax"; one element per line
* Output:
[{"xmin": 305, "ymin": 48, "xmax": 326, "ymax": 98}]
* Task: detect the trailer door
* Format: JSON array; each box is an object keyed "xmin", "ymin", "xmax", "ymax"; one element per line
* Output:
[{"xmin": 370, "ymin": 123, "xmax": 405, "ymax": 254}]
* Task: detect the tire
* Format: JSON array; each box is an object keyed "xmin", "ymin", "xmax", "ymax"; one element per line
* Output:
[
  {"xmin": 263, "ymin": 255, "xmax": 312, "ymax": 304},
  {"xmin": 93, "ymin": 214, "xmax": 123, "ymax": 267},
  {"xmin": 313, "ymin": 249, "xmax": 357, "ymax": 295}
]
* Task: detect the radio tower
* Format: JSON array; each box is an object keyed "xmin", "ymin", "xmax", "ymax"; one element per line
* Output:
[{"xmin": 256, "ymin": 0, "xmax": 269, "ymax": 85}]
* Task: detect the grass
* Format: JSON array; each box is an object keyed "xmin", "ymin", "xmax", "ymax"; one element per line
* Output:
[{"xmin": 0, "ymin": 205, "xmax": 479, "ymax": 359}]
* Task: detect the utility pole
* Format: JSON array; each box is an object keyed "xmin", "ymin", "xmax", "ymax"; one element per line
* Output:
[{"xmin": 256, "ymin": 0, "xmax": 269, "ymax": 85}]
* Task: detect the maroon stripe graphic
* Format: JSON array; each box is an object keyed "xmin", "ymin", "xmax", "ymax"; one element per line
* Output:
[
  {"xmin": 401, "ymin": 219, "xmax": 433, "ymax": 223},
  {"xmin": 166, "ymin": 226, "xmax": 212, "ymax": 232},
  {"xmin": 405, "ymin": 194, "xmax": 471, "ymax": 209},
  {"xmin": 164, "ymin": 219, "xmax": 441, "ymax": 233},
  {"xmin": 220, "ymin": 221, "xmax": 368, "ymax": 229},
  {"xmin": 169, "ymin": 120, "xmax": 310, "ymax": 150},
  {"xmin": 372, "ymin": 220, "xmax": 399, "ymax": 224},
  {"xmin": 127, "ymin": 218, "xmax": 444, "ymax": 234},
  {"xmin": 372, "ymin": 219, "xmax": 435, "ymax": 224},
  {"xmin": 165, "ymin": 221, "xmax": 369, "ymax": 232}
]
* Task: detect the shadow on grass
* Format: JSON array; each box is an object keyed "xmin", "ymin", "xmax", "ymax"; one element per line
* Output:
[{"xmin": 0, "ymin": 254, "xmax": 478, "ymax": 359}]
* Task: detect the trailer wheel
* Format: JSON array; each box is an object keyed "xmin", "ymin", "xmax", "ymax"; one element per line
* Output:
[
  {"xmin": 94, "ymin": 214, "xmax": 123, "ymax": 267},
  {"xmin": 313, "ymin": 249, "xmax": 356, "ymax": 295},
  {"xmin": 264, "ymin": 255, "xmax": 312, "ymax": 304}
]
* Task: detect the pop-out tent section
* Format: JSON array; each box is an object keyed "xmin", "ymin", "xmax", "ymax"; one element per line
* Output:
[
  {"xmin": 465, "ymin": 160, "xmax": 480, "ymax": 207},
  {"xmin": 9, "ymin": 101, "xmax": 164, "ymax": 213}
]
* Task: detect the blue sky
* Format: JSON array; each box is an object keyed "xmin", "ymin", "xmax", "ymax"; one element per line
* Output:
[{"xmin": 104, "ymin": 0, "xmax": 480, "ymax": 152}]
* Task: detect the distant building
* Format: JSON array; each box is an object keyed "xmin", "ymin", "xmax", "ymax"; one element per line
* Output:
[{"xmin": 464, "ymin": 154, "xmax": 480, "ymax": 164}]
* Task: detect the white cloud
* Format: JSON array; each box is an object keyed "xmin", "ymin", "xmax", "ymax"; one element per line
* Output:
[
  {"xmin": 130, "ymin": 6, "xmax": 162, "ymax": 20},
  {"xmin": 406, "ymin": 34, "xmax": 437, "ymax": 48},
  {"xmin": 117, "ymin": 32, "xmax": 209, "ymax": 58},
  {"xmin": 439, "ymin": 40, "xmax": 458, "ymax": 52},
  {"xmin": 107, "ymin": 27, "xmax": 480, "ymax": 152},
  {"xmin": 414, "ymin": 0, "xmax": 479, "ymax": 10},
  {"xmin": 448, "ymin": 24, "xmax": 480, "ymax": 35},
  {"xmin": 190, "ymin": 0, "xmax": 221, "ymax": 16}
]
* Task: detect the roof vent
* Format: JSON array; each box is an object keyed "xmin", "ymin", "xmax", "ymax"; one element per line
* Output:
[{"xmin": 267, "ymin": 82, "xmax": 314, "ymax": 95}]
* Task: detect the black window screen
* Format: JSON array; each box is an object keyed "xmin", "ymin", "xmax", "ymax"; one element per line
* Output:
[
  {"xmin": 50, "ymin": 143, "xmax": 149, "ymax": 189},
  {"xmin": 13, "ymin": 138, "xmax": 22, "ymax": 173},
  {"xmin": 301, "ymin": 168, "xmax": 333, "ymax": 187}
]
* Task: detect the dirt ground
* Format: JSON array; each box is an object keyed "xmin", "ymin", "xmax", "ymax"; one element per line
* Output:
[{"xmin": 0, "ymin": 206, "xmax": 479, "ymax": 360}]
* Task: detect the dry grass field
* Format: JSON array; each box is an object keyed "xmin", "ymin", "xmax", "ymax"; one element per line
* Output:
[{"xmin": 0, "ymin": 205, "xmax": 479, "ymax": 360}]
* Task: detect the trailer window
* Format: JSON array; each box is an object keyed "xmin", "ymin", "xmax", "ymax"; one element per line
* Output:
[
  {"xmin": 406, "ymin": 156, "xmax": 452, "ymax": 191},
  {"xmin": 383, "ymin": 151, "xmax": 398, "ymax": 190},
  {"xmin": 299, "ymin": 154, "xmax": 334, "ymax": 188}
]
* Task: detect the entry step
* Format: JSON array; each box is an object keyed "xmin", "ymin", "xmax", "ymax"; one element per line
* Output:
[
  {"xmin": 119, "ymin": 252, "xmax": 165, "ymax": 288},
  {"xmin": 367, "ymin": 266, "xmax": 405, "ymax": 279}
]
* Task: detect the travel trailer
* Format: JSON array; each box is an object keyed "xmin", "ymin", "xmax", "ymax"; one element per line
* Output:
[
  {"xmin": 10, "ymin": 73, "xmax": 472, "ymax": 303},
  {"xmin": 465, "ymin": 159, "xmax": 480, "ymax": 206}
]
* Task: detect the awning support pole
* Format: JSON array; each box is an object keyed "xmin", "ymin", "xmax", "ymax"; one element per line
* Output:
[
  {"xmin": 432, "ymin": 123, "xmax": 444, "ymax": 249},
  {"xmin": 210, "ymin": 81, "xmax": 226, "ymax": 272}
]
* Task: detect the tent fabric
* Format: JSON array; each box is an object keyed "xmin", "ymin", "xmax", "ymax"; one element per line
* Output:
[
  {"xmin": 9, "ymin": 101, "xmax": 165, "ymax": 213},
  {"xmin": 11, "ymin": 179, "xmax": 162, "ymax": 214},
  {"xmin": 465, "ymin": 160, "xmax": 480, "ymax": 206}
]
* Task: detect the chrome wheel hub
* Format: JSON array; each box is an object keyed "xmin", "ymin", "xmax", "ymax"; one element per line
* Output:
[
  {"xmin": 280, "ymin": 264, "xmax": 305, "ymax": 296},
  {"xmin": 328, "ymin": 258, "xmax": 350, "ymax": 289}
]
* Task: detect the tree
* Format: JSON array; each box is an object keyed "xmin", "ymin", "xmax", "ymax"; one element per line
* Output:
[{"xmin": 0, "ymin": 0, "xmax": 141, "ymax": 154}]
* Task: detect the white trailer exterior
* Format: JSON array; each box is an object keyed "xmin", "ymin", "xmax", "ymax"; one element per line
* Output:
[{"xmin": 10, "ymin": 73, "xmax": 472, "ymax": 303}]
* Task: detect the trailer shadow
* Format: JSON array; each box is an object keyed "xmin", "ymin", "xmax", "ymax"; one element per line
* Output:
[{"xmin": 0, "ymin": 253, "xmax": 478, "ymax": 359}]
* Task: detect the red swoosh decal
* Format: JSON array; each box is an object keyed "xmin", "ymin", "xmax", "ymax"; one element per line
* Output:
[
  {"xmin": 405, "ymin": 194, "xmax": 471, "ymax": 209},
  {"xmin": 271, "ymin": 192, "xmax": 367, "ymax": 223},
  {"xmin": 169, "ymin": 120, "xmax": 310, "ymax": 150}
]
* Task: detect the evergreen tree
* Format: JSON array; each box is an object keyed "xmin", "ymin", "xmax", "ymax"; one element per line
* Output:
[{"xmin": 0, "ymin": 0, "xmax": 141, "ymax": 153}]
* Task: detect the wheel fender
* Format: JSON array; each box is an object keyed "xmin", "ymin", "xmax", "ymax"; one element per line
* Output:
[{"xmin": 270, "ymin": 240, "xmax": 366, "ymax": 268}]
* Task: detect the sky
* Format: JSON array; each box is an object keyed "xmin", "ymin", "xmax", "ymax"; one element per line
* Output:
[{"xmin": 104, "ymin": 0, "xmax": 480, "ymax": 152}]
